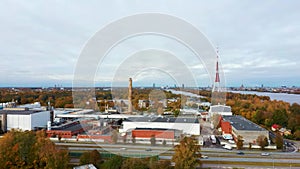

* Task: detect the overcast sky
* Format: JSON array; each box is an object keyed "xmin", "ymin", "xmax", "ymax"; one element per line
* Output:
[{"xmin": 0, "ymin": 1, "xmax": 299, "ymax": 87}]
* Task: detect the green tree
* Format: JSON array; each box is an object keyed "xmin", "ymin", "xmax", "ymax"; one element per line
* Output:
[
  {"xmin": 172, "ymin": 136, "xmax": 201, "ymax": 169},
  {"xmin": 236, "ymin": 135, "xmax": 244, "ymax": 150},
  {"xmin": 173, "ymin": 109, "xmax": 180, "ymax": 117},
  {"xmin": 273, "ymin": 109, "xmax": 288, "ymax": 127},
  {"xmin": 256, "ymin": 135, "xmax": 269, "ymax": 150},
  {"xmin": 101, "ymin": 155, "xmax": 123, "ymax": 169},
  {"xmin": 162, "ymin": 140, "xmax": 166, "ymax": 146},
  {"xmin": 80, "ymin": 150, "xmax": 102, "ymax": 168},
  {"xmin": 121, "ymin": 158, "xmax": 148, "ymax": 169}
]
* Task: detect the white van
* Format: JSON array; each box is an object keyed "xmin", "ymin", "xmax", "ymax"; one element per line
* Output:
[{"xmin": 223, "ymin": 144, "xmax": 232, "ymax": 150}]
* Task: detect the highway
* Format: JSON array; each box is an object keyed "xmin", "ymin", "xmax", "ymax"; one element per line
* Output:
[{"xmin": 56, "ymin": 142, "xmax": 300, "ymax": 168}]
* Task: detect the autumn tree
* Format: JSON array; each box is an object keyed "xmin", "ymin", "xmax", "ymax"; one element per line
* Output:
[
  {"xmin": 0, "ymin": 129, "xmax": 68, "ymax": 169},
  {"xmin": 172, "ymin": 136, "xmax": 201, "ymax": 169},
  {"xmin": 275, "ymin": 132, "xmax": 283, "ymax": 149},
  {"xmin": 149, "ymin": 158, "xmax": 172, "ymax": 169},
  {"xmin": 236, "ymin": 135, "xmax": 244, "ymax": 150},
  {"xmin": 121, "ymin": 158, "xmax": 148, "ymax": 169},
  {"xmin": 80, "ymin": 150, "xmax": 102, "ymax": 168},
  {"xmin": 256, "ymin": 135, "xmax": 269, "ymax": 150}
]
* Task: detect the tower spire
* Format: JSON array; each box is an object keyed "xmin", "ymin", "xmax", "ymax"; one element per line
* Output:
[
  {"xmin": 213, "ymin": 47, "xmax": 220, "ymax": 92},
  {"xmin": 215, "ymin": 52, "xmax": 220, "ymax": 83}
]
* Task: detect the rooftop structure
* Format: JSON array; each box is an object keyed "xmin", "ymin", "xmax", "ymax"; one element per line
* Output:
[
  {"xmin": 209, "ymin": 104, "xmax": 233, "ymax": 117},
  {"xmin": 121, "ymin": 117, "xmax": 200, "ymax": 136},
  {"xmin": 125, "ymin": 117, "xmax": 199, "ymax": 123},
  {"xmin": 222, "ymin": 115, "xmax": 266, "ymax": 131}
]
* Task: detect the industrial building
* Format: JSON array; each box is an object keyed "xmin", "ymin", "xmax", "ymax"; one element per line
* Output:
[
  {"xmin": 221, "ymin": 115, "xmax": 269, "ymax": 144},
  {"xmin": 209, "ymin": 104, "xmax": 233, "ymax": 118},
  {"xmin": 0, "ymin": 108, "xmax": 50, "ymax": 132},
  {"xmin": 121, "ymin": 117, "xmax": 200, "ymax": 136}
]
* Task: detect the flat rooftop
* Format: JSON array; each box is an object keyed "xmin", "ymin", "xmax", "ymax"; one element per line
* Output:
[
  {"xmin": 222, "ymin": 115, "xmax": 266, "ymax": 131},
  {"xmin": 0, "ymin": 110, "xmax": 44, "ymax": 115},
  {"xmin": 125, "ymin": 117, "xmax": 199, "ymax": 123}
]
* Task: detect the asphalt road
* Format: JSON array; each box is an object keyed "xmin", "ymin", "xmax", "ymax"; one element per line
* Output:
[{"xmin": 57, "ymin": 142, "xmax": 300, "ymax": 167}]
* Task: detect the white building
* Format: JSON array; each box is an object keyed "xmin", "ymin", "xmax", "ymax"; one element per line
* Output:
[
  {"xmin": 121, "ymin": 117, "xmax": 200, "ymax": 135},
  {"xmin": 0, "ymin": 108, "xmax": 50, "ymax": 131},
  {"xmin": 209, "ymin": 104, "xmax": 232, "ymax": 118}
]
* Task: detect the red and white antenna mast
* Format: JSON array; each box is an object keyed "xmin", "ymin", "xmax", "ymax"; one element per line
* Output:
[{"xmin": 212, "ymin": 47, "xmax": 220, "ymax": 92}]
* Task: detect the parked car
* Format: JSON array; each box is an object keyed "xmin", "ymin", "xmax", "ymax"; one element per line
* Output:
[
  {"xmin": 223, "ymin": 144, "xmax": 232, "ymax": 150},
  {"xmin": 201, "ymin": 155, "xmax": 208, "ymax": 159},
  {"xmin": 236, "ymin": 151, "xmax": 244, "ymax": 155},
  {"xmin": 261, "ymin": 152, "xmax": 270, "ymax": 156},
  {"xmin": 228, "ymin": 140, "xmax": 235, "ymax": 144}
]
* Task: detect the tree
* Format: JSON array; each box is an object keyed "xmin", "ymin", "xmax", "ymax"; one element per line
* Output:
[
  {"xmin": 172, "ymin": 136, "xmax": 201, "ymax": 169},
  {"xmin": 162, "ymin": 140, "xmax": 166, "ymax": 146},
  {"xmin": 236, "ymin": 135, "xmax": 244, "ymax": 150},
  {"xmin": 293, "ymin": 130, "xmax": 300, "ymax": 140},
  {"xmin": 275, "ymin": 132, "xmax": 283, "ymax": 150},
  {"xmin": 111, "ymin": 129, "xmax": 119, "ymax": 144},
  {"xmin": 132, "ymin": 136, "xmax": 136, "ymax": 144},
  {"xmin": 121, "ymin": 158, "xmax": 148, "ymax": 169},
  {"xmin": 80, "ymin": 150, "xmax": 102, "ymax": 168},
  {"xmin": 272, "ymin": 109, "xmax": 288, "ymax": 127},
  {"xmin": 257, "ymin": 135, "xmax": 269, "ymax": 150},
  {"xmin": 150, "ymin": 135, "xmax": 156, "ymax": 146},
  {"xmin": 0, "ymin": 129, "xmax": 68, "ymax": 169},
  {"xmin": 173, "ymin": 109, "xmax": 180, "ymax": 117},
  {"xmin": 149, "ymin": 159, "xmax": 172, "ymax": 169},
  {"xmin": 101, "ymin": 155, "xmax": 123, "ymax": 169}
]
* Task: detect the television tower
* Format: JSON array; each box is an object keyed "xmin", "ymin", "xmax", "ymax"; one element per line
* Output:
[{"xmin": 212, "ymin": 50, "xmax": 220, "ymax": 92}]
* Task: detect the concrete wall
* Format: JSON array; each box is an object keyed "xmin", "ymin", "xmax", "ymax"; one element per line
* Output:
[
  {"xmin": 31, "ymin": 111, "xmax": 50, "ymax": 129},
  {"xmin": 232, "ymin": 127, "xmax": 269, "ymax": 144},
  {"xmin": 7, "ymin": 114, "xmax": 31, "ymax": 130}
]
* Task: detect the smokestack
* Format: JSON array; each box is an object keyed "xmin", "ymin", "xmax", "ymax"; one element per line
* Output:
[
  {"xmin": 48, "ymin": 101, "xmax": 54, "ymax": 123},
  {"xmin": 128, "ymin": 78, "xmax": 133, "ymax": 113},
  {"xmin": 1, "ymin": 113, "xmax": 7, "ymax": 133}
]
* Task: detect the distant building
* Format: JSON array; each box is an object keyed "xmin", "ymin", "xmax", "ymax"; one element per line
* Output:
[
  {"xmin": 121, "ymin": 117, "xmax": 200, "ymax": 136},
  {"xmin": 222, "ymin": 115, "xmax": 269, "ymax": 144},
  {"xmin": 138, "ymin": 100, "xmax": 149, "ymax": 109},
  {"xmin": 0, "ymin": 108, "xmax": 50, "ymax": 132},
  {"xmin": 209, "ymin": 104, "xmax": 232, "ymax": 118}
]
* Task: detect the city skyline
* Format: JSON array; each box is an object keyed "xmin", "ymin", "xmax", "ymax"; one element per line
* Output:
[{"xmin": 0, "ymin": 1, "xmax": 300, "ymax": 87}]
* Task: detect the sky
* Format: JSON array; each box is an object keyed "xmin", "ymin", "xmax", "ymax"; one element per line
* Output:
[{"xmin": 0, "ymin": 0, "xmax": 300, "ymax": 88}]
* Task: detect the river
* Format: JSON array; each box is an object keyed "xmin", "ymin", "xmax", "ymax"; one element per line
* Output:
[{"xmin": 230, "ymin": 91, "xmax": 300, "ymax": 105}]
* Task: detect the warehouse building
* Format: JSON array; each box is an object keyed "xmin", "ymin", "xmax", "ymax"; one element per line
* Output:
[
  {"xmin": 0, "ymin": 108, "xmax": 50, "ymax": 132},
  {"xmin": 121, "ymin": 117, "xmax": 200, "ymax": 136},
  {"xmin": 222, "ymin": 115, "xmax": 269, "ymax": 144},
  {"xmin": 209, "ymin": 104, "xmax": 233, "ymax": 118}
]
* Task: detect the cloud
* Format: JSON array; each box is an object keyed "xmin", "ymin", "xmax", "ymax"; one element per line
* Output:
[{"xmin": 0, "ymin": 1, "xmax": 299, "ymax": 87}]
